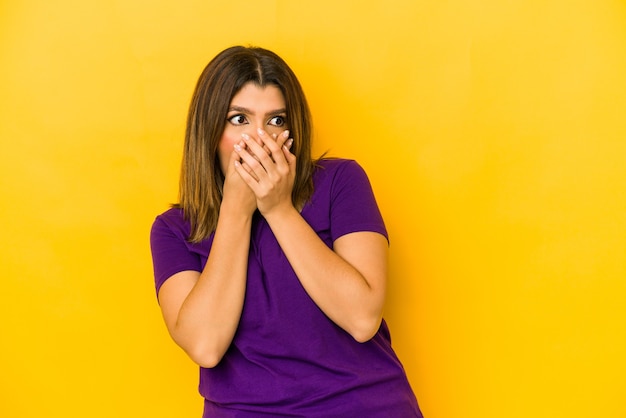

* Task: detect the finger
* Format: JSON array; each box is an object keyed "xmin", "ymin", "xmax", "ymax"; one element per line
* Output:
[
  {"xmin": 255, "ymin": 128, "xmax": 290, "ymax": 150},
  {"xmin": 255, "ymin": 132, "xmax": 275, "ymax": 158},
  {"xmin": 257, "ymin": 128, "xmax": 289, "ymax": 168},
  {"xmin": 269, "ymin": 133, "xmax": 279, "ymax": 156},
  {"xmin": 226, "ymin": 141, "xmax": 245, "ymax": 175},
  {"xmin": 237, "ymin": 134, "xmax": 266, "ymax": 163},
  {"xmin": 271, "ymin": 129, "xmax": 290, "ymax": 149},
  {"xmin": 281, "ymin": 137, "xmax": 295, "ymax": 161},
  {"xmin": 241, "ymin": 133, "xmax": 267, "ymax": 159},
  {"xmin": 272, "ymin": 131, "xmax": 295, "ymax": 172},
  {"xmin": 234, "ymin": 160, "xmax": 261, "ymax": 190},
  {"xmin": 242, "ymin": 132, "xmax": 276, "ymax": 173},
  {"xmin": 240, "ymin": 161, "xmax": 259, "ymax": 182},
  {"xmin": 266, "ymin": 131, "xmax": 288, "ymax": 160},
  {"xmin": 236, "ymin": 137, "xmax": 270, "ymax": 178}
]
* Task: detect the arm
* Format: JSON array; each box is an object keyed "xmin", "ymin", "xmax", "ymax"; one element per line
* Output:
[
  {"xmin": 234, "ymin": 129, "xmax": 387, "ymax": 342},
  {"xmin": 157, "ymin": 149, "xmax": 256, "ymax": 368},
  {"xmin": 266, "ymin": 209, "xmax": 387, "ymax": 342}
]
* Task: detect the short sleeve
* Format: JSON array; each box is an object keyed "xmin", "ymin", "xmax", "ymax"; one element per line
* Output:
[
  {"xmin": 329, "ymin": 160, "xmax": 388, "ymax": 243},
  {"xmin": 149, "ymin": 211, "xmax": 203, "ymax": 297}
]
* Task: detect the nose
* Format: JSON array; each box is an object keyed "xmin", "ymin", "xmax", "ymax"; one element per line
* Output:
[{"xmin": 244, "ymin": 121, "xmax": 265, "ymax": 146}]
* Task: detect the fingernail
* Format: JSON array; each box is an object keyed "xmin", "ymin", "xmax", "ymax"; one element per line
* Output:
[
  {"xmin": 241, "ymin": 133, "xmax": 250, "ymax": 141},
  {"xmin": 257, "ymin": 128, "xmax": 265, "ymax": 136},
  {"xmin": 234, "ymin": 143, "xmax": 242, "ymax": 151},
  {"xmin": 272, "ymin": 133, "xmax": 277, "ymax": 139},
  {"xmin": 282, "ymin": 130, "xmax": 290, "ymax": 139},
  {"xmin": 285, "ymin": 138, "xmax": 294, "ymax": 149}
]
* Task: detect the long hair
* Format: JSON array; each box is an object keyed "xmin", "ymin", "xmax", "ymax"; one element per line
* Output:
[{"xmin": 176, "ymin": 46, "xmax": 315, "ymax": 242}]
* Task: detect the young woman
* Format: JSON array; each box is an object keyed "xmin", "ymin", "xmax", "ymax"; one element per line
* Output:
[{"xmin": 150, "ymin": 45, "xmax": 423, "ymax": 417}]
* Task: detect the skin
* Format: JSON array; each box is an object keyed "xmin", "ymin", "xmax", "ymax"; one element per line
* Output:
[{"xmin": 158, "ymin": 82, "xmax": 388, "ymax": 368}]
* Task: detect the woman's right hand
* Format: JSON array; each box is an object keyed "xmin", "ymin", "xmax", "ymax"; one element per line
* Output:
[{"xmin": 221, "ymin": 140, "xmax": 257, "ymax": 216}]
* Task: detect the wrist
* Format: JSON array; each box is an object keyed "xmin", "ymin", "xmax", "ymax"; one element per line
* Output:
[
  {"xmin": 220, "ymin": 198, "xmax": 256, "ymax": 220},
  {"xmin": 261, "ymin": 202, "xmax": 298, "ymax": 225}
]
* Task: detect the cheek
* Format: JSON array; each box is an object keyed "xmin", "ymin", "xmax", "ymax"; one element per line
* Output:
[{"xmin": 218, "ymin": 132, "xmax": 239, "ymax": 172}]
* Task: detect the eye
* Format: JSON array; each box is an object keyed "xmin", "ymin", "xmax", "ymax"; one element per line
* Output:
[
  {"xmin": 227, "ymin": 114, "xmax": 248, "ymax": 125},
  {"xmin": 268, "ymin": 115, "xmax": 286, "ymax": 127}
]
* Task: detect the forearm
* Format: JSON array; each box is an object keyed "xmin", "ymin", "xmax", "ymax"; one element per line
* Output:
[
  {"xmin": 234, "ymin": 131, "xmax": 386, "ymax": 341},
  {"xmin": 170, "ymin": 212, "xmax": 252, "ymax": 367},
  {"xmin": 264, "ymin": 206, "xmax": 386, "ymax": 342}
]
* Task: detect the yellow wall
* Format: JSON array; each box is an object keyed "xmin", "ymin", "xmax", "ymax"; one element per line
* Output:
[{"xmin": 1, "ymin": 1, "xmax": 625, "ymax": 417}]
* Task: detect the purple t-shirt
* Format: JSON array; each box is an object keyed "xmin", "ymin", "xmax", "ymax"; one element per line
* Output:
[{"xmin": 150, "ymin": 159, "xmax": 422, "ymax": 418}]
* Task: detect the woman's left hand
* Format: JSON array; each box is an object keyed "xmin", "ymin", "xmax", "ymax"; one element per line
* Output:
[{"xmin": 233, "ymin": 128, "xmax": 296, "ymax": 216}]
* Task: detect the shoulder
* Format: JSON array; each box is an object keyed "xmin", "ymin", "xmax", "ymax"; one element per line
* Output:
[
  {"xmin": 150, "ymin": 207, "xmax": 204, "ymax": 296},
  {"xmin": 309, "ymin": 158, "xmax": 387, "ymax": 242},
  {"xmin": 151, "ymin": 207, "xmax": 190, "ymax": 242},
  {"xmin": 313, "ymin": 158, "xmax": 369, "ymax": 185},
  {"xmin": 315, "ymin": 157, "xmax": 362, "ymax": 172},
  {"xmin": 155, "ymin": 206, "xmax": 185, "ymax": 222}
]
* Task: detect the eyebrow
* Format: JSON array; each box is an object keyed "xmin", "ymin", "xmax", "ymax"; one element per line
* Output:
[{"xmin": 227, "ymin": 106, "xmax": 287, "ymax": 116}]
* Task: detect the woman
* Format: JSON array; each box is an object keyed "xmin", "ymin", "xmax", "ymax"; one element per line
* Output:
[{"xmin": 150, "ymin": 45, "xmax": 423, "ymax": 417}]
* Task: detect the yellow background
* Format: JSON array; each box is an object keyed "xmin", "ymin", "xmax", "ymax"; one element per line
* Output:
[{"xmin": 1, "ymin": 1, "xmax": 625, "ymax": 417}]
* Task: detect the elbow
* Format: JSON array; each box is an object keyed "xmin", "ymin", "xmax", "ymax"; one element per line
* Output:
[
  {"xmin": 185, "ymin": 344, "xmax": 226, "ymax": 369},
  {"xmin": 169, "ymin": 326, "xmax": 233, "ymax": 368},
  {"xmin": 352, "ymin": 331, "xmax": 376, "ymax": 344},
  {"xmin": 349, "ymin": 316, "xmax": 383, "ymax": 343},
  {"xmin": 189, "ymin": 352, "xmax": 223, "ymax": 369},
  {"xmin": 194, "ymin": 355, "xmax": 222, "ymax": 369}
]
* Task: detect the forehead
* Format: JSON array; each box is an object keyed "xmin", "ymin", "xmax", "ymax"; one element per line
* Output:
[{"xmin": 229, "ymin": 82, "xmax": 285, "ymax": 108}]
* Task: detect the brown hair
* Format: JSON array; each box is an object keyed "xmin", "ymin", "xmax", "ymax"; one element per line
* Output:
[{"xmin": 176, "ymin": 46, "xmax": 315, "ymax": 242}]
